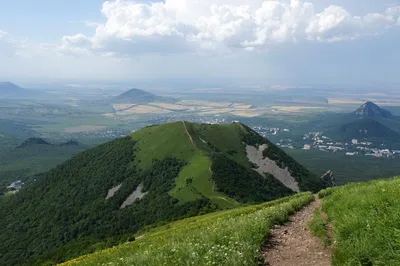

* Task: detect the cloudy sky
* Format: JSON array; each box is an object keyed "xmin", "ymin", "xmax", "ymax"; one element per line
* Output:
[{"xmin": 1, "ymin": 0, "xmax": 400, "ymax": 87}]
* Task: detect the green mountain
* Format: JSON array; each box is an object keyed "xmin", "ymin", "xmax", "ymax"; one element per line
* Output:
[
  {"xmin": 16, "ymin": 137, "xmax": 52, "ymax": 148},
  {"xmin": 113, "ymin": 88, "xmax": 174, "ymax": 104},
  {"xmin": 0, "ymin": 121, "xmax": 325, "ymax": 265},
  {"xmin": 328, "ymin": 118, "xmax": 400, "ymax": 141},
  {"xmin": 0, "ymin": 138, "xmax": 87, "ymax": 194}
]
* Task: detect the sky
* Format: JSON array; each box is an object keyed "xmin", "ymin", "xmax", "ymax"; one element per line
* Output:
[{"xmin": 1, "ymin": 0, "xmax": 400, "ymax": 87}]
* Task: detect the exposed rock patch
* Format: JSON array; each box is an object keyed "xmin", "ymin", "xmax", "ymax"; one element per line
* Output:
[
  {"xmin": 105, "ymin": 183, "xmax": 122, "ymax": 200},
  {"xmin": 120, "ymin": 183, "xmax": 148, "ymax": 209},
  {"xmin": 320, "ymin": 170, "xmax": 335, "ymax": 187},
  {"xmin": 246, "ymin": 144, "xmax": 300, "ymax": 192}
]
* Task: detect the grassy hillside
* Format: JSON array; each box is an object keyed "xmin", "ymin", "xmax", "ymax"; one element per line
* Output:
[
  {"xmin": 319, "ymin": 177, "xmax": 400, "ymax": 265},
  {"xmin": 61, "ymin": 193, "xmax": 313, "ymax": 266},
  {"xmin": 0, "ymin": 121, "xmax": 324, "ymax": 265}
]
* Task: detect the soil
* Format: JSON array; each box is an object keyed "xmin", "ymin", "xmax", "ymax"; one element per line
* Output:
[{"xmin": 262, "ymin": 197, "xmax": 332, "ymax": 266}]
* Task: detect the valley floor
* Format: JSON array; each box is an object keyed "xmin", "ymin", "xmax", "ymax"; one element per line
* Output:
[{"xmin": 262, "ymin": 196, "xmax": 331, "ymax": 265}]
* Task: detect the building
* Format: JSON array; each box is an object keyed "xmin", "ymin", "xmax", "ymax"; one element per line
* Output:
[
  {"xmin": 352, "ymin": 139, "xmax": 358, "ymax": 145},
  {"xmin": 303, "ymin": 144, "xmax": 311, "ymax": 150}
]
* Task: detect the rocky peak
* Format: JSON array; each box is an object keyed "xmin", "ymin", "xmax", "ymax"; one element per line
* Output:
[{"xmin": 355, "ymin": 101, "xmax": 392, "ymax": 118}]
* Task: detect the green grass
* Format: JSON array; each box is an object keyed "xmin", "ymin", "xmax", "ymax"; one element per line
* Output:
[
  {"xmin": 191, "ymin": 123, "xmax": 250, "ymax": 167},
  {"xmin": 308, "ymin": 209, "xmax": 330, "ymax": 246},
  {"xmin": 132, "ymin": 122, "xmax": 196, "ymax": 169},
  {"xmin": 321, "ymin": 177, "xmax": 400, "ymax": 265},
  {"xmin": 61, "ymin": 192, "xmax": 314, "ymax": 266},
  {"xmin": 317, "ymin": 187, "xmax": 336, "ymax": 199},
  {"xmin": 132, "ymin": 122, "xmax": 250, "ymax": 207},
  {"xmin": 169, "ymin": 154, "xmax": 238, "ymax": 208}
]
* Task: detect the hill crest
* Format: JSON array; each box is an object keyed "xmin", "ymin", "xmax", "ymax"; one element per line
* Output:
[
  {"xmin": 16, "ymin": 137, "xmax": 52, "ymax": 148},
  {"xmin": 113, "ymin": 88, "xmax": 173, "ymax": 104},
  {"xmin": 0, "ymin": 121, "xmax": 326, "ymax": 265},
  {"xmin": 355, "ymin": 101, "xmax": 392, "ymax": 118}
]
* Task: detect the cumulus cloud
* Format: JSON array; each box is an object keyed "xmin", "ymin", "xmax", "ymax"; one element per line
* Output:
[
  {"xmin": 40, "ymin": 0, "xmax": 400, "ymax": 55},
  {"xmin": 58, "ymin": 34, "xmax": 93, "ymax": 55}
]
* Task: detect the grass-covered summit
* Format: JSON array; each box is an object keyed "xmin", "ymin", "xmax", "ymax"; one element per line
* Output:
[{"xmin": 0, "ymin": 121, "xmax": 325, "ymax": 265}]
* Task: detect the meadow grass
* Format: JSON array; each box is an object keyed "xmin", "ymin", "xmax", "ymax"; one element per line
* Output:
[
  {"xmin": 132, "ymin": 122, "xmax": 196, "ymax": 169},
  {"xmin": 170, "ymin": 154, "xmax": 239, "ymax": 208},
  {"xmin": 132, "ymin": 122, "xmax": 242, "ymax": 207},
  {"xmin": 317, "ymin": 187, "xmax": 336, "ymax": 199},
  {"xmin": 322, "ymin": 177, "xmax": 400, "ymax": 265},
  {"xmin": 308, "ymin": 209, "xmax": 330, "ymax": 246},
  {"xmin": 61, "ymin": 192, "xmax": 313, "ymax": 266}
]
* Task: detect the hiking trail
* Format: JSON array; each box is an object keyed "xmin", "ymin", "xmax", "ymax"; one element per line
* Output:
[{"xmin": 262, "ymin": 197, "xmax": 332, "ymax": 266}]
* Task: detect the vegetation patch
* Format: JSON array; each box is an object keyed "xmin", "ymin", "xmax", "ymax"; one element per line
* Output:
[
  {"xmin": 308, "ymin": 209, "xmax": 331, "ymax": 246},
  {"xmin": 61, "ymin": 193, "xmax": 314, "ymax": 266},
  {"xmin": 211, "ymin": 153, "xmax": 294, "ymax": 203},
  {"xmin": 170, "ymin": 154, "xmax": 238, "ymax": 208},
  {"xmin": 322, "ymin": 177, "xmax": 400, "ymax": 265},
  {"xmin": 0, "ymin": 138, "xmax": 209, "ymax": 266},
  {"xmin": 317, "ymin": 187, "xmax": 336, "ymax": 199}
]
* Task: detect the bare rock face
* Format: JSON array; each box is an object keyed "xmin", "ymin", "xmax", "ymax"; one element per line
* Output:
[
  {"xmin": 320, "ymin": 170, "xmax": 335, "ymax": 187},
  {"xmin": 246, "ymin": 144, "xmax": 300, "ymax": 193},
  {"xmin": 120, "ymin": 183, "xmax": 148, "ymax": 209},
  {"xmin": 105, "ymin": 183, "xmax": 122, "ymax": 200}
]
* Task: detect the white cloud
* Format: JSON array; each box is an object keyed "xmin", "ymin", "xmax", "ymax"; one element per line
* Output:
[
  {"xmin": 0, "ymin": 29, "xmax": 18, "ymax": 57},
  {"xmin": 58, "ymin": 34, "xmax": 93, "ymax": 55},
  {"xmin": 57, "ymin": 0, "xmax": 400, "ymax": 56}
]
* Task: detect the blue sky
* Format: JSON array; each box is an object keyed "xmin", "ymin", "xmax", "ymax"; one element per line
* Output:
[
  {"xmin": 0, "ymin": 0, "xmax": 104, "ymax": 42},
  {"xmin": 1, "ymin": 0, "xmax": 400, "ymax": 87}
]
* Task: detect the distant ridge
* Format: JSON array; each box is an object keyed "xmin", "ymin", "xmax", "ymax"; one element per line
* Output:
[
  {"xmin": 59, "ymin": 140, "xmax": 80, "ymax": 146},
  {"xmin": 0, "ymin": 82, "xmax": 24, "ymax": 95},
  {"xmin": 355, "ymin": 101, "xmax": 392, "ymax": 118},
  {"xmin": 17, "ymin": 138, "xmax": 84, "ymax": 149},
  {"xmin": 113, "ymin": 88, "xmax": 175, "ymax": 104},
  {"xmin": 337, "ymin": 118, "xmax": 399, "ymax": 140},
  {"xmin": 17, "ymin": 137, "xmax": 52, "ymax": 148},
  {"xmin": 0, "ymin": 82, "xmax": 47, "ymax": 98}
]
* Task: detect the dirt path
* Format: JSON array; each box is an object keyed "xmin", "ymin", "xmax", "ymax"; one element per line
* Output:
[
  {"xmin": 262, "ymin": 197, "xmax": 332, "ymax": 266},
  {"xmin": 182, "ymin": 121, "xmax": 196, "ymax": 149}
]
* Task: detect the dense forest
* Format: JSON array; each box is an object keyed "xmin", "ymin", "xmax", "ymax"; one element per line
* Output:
[
  {"xmin": 0, "ymin": 137, "xmax": 208, "ymax": 265},
  {"xmin": 211, "ymin": 153, "xmax": 293, "ymax": 202}
]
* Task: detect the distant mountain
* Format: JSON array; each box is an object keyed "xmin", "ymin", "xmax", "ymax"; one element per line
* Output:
[
  {"xmin": 16, "ymin": 137, "xmax": 52, "ymax": 148},
  {"xmin": 355, "ymin": 101, "xmax": 392, "ymax": 118},
  {"xmin": 0, "ymin": 82, "xmax": 46, "ymax": 99},
  {"xmin": 0, "ymin": 138, "xmax": 88, "ymax": 194},
  {"xmin": 113, "ymin": 88, "xmax": 175, "ymax": 104},
  {"xmin": 59, "ymin": 140, "xmax": 80, "ymax": 147},
  {"xmin": 328, "ymin": 118, "xmax": 399, "ymax": 141},
  {"xmin": 0, "ymin": 82, "xmax": 24, "ymax": 94},
  {"xmin": 0, "ymin": 121, "xmax": 326, "ymax": 265}
]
